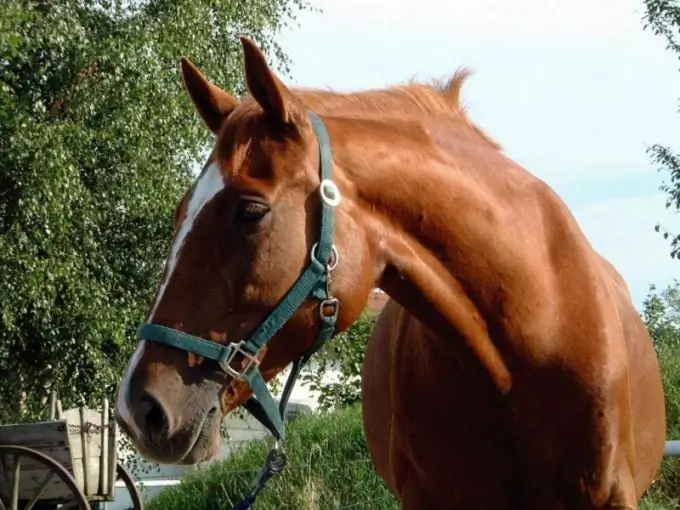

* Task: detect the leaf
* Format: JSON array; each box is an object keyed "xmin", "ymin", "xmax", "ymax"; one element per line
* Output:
[
  {"xmin": 642, "ymin": 1, "xmax": 680, "ymax": 262},
  {"xmin": 0, "ymin": 0, "xmax": 311, "ymax": 439}
]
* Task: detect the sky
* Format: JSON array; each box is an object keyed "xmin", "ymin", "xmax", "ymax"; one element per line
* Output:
[{"xmin": 273, "ymin": 0, "xmax": 680, "ymax": 309}]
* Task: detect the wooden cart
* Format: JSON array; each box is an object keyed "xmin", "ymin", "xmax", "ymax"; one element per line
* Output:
[{"xmin": 0, "ymin": 394, "xmax": 143, "ymax": 510}]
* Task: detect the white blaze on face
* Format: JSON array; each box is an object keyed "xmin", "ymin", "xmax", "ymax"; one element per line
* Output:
[{"xmin": 115, "ymin": 161, "xmax": 226, "ymax": 435}]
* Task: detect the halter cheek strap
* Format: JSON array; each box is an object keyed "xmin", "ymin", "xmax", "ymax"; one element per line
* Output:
[{"xmin": 136, "ymin": 111, "xmax": 341, "ymax": 509}]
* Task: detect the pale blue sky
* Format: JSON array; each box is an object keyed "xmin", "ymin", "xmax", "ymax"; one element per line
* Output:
[{"xmin": 274, "ymin": 0, "xmax": 680, "ymax": 308}]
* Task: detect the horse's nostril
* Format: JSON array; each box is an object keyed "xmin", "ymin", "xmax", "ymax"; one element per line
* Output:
[{"xmin": 139, "ymin": 393, "xmax": 169, "ymax": 444}]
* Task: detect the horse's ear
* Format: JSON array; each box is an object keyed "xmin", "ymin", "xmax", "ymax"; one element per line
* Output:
[
  {"xmin": 240, "ymin": 37, "xmax": 302, "ymax": 125},
  {"xmin": 180, "ymin": 57, "xmax": 239, "ymax": 134}
]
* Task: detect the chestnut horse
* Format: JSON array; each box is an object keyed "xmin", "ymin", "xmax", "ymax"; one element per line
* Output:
[{"xmin": 114, "ymin": 37, "xmax": 666, "ymax": 509}]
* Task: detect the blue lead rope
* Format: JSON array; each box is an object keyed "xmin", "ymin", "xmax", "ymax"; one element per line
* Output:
[{"xmin": 136, "ymin": 111, "xmax": 341, "ymax": 510}]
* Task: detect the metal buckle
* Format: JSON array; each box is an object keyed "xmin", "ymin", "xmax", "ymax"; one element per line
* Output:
[
  {"xmin": 266, "ymin": 442, "xmax": 289, "ymax": 474},
  {"xmin": 310, "ymin": 243, "xmax": 339, "ymax": 271},
  {"xmin": 319, "ymin": 298, "xmax": 339, "ymax": 321},
  {"xmin": 218, "ymin": 341, "xmax": 260, "ymax": 380}
]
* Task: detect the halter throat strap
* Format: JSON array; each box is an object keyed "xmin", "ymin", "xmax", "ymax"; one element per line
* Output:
[{"xmin": 136, "ymin": 111, "xmax": 340, "ymax": 442}]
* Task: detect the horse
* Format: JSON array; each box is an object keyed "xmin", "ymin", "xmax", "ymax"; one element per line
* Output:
[{"xmin": 114, "ymin": 37, "xmax": 666, "ymax": 509}]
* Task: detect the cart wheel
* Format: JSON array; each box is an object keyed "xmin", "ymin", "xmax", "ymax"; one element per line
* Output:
[
  {"xmin": 115, "ymin": 463, "xmax": 144, "ymax": 510},
  {"xmin": 0, "ymin": 444, "xmax": 91, "ymax": 510}
]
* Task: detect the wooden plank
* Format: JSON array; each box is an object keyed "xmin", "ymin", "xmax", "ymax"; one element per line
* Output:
[
  {"xmin": 0, "ymin": 419, "xmax": 83, "ymax": 502},
  {"xmin": 61, "ymin": 407, "xmax": 105, "ymax": 498},
  {"xmin": 106, "ymin": 420, "xmax": 118, "ymax": 499},
  {"xmin": 70, "ymin": 462, "xmax": 85, "ymax": 497},
  {"xmin": 0, "ymin": 463, "xmax": 74, "ymax": 502},
  {"xmin": 0, "ymin": 448, "xmax": 73, "ymax": 473},
  {"xmin": 5, "ymin": 468, "xmax": 74, "ymax": 501},
  {"xmin": 99, "ymin": 398, "xmax": 109, "ymax": 497},
  {"xmin": 0, "ymin": 402, "xmax": 116, "ymax": 503},
  {"xmin": 49, "ymin": 392, "xmax": 58, "ymax": 421},
  {"xmin": 79, "ymin": 408, "xmax": 89, "ymax": 497},
  {"xmin": 21, "ymin": 469, "xmax": 55, "ymax": 507},
  {"xmin": 11, "ymin": 455, "xmax": 19, "ymax": 510},
  {"xmin": 0, "ymin": 421, "xmax": 82, "ymax": 468},
  {"xmin": 0, "ymin": 453, "xmax": 11, "ymax": 505},
  {"xmin": 0, "ymin": 421, "xmax": 69, "ymax": 449}
]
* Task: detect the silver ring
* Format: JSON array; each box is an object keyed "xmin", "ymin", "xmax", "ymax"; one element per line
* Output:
[
  {"xmin": 310, "ymin": 243, "xmax": 340, "ymax": 271},
  {"xmin": 319, "ymin": 179, "xmax": 341, "ymax": 207}
]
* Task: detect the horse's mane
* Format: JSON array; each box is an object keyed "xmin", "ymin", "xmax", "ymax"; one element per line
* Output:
[
  {"xmin": 226, "ymin": 68, "xmax": 501, "ymax": 163},
  {"xmin": 292, "ymin": 68, "xmax": 501, "ymax": 150}
]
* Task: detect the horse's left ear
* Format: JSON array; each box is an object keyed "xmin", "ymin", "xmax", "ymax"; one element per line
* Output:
[
  {"xmin": 240, "ymin": 37, "xmax": 303, "ymax": 125},
  {"xmin": 180, "ymin": 57, "xmax": 239, "ymax": 134}
]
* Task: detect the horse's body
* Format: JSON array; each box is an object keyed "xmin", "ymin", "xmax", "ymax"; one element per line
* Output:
[
  {"xmin": 358, "ymin": 120, "xmax": 666, "ymax": 507},
  {"xmin": 352, "ymin": 115, "xmax": 667, "ymax": 507},
  {"xmin": 114, "ymin": 39, "xmax": 665, "ymax": 510},
  {"xmin": 354, "ymin": 97, "xmax": 665, "ymax": 507},
  {"xmin": 364, "ymin": 280, "xmax": 665, "ymax": 508}
]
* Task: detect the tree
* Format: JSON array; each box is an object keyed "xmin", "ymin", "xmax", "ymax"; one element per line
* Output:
[
  {"xmin": 642, "ymin": 281, "xmax": 680, "ymax": 350},
  {"xmin": 0, "ymin": 0, "xmax": 309, "ymax": 423},
  {"xmin": 641, "ymin": 281, "xmax": 680, "ymax": 428},
  {"xmin": 642, "ymin": 0, "xmax": 680, "ymax": 259},
  {"xmin": 301, "ymin": 311, "xmax": 378, "ymax": 411}
]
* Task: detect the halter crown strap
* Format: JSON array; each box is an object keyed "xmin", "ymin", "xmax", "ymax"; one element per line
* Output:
[{"xmin": 137, "ymin": 111, "xmax": 340, "ymax": 441}]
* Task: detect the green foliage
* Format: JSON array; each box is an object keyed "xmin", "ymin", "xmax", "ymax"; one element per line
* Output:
[
  {"xmin": 642, "ymin": 281, "xmax": 680, "ymax": 352},
  {"xmin": 301, "ymin": 311, "xmax": 378, "ymax": 411},
  {"xmin": 642, "ymin": 0, "xmax": 680, "ymax": 258},
  {"xmin": 146, "ymin": 405, "xmax": 398, "ymax": 510},
  {"xmin": 0, "ymin": 0, "xmax": 309, "ymax": 423},
  {"xmin": 640, "ymin": 281, "xmax": 680, "ymax": 508}
]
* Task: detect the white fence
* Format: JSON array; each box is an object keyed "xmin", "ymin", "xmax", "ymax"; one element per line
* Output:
[{"xmin": 665, "ymin": 440, "xmax": 680, "ymax": 456}]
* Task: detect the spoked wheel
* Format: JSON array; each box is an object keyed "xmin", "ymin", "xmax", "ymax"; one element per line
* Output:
[
  {"xmin": 115, "ymin": 463, "xmax": 143, "ymax": 510},
  {"xmin": 0, "ymin": 445, "xmax": 90, "ymax": 510}
]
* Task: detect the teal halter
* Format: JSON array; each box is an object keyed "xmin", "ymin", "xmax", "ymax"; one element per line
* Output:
[{"xmin": 137, "ymin": 111, "xmax": 340, "ymax": 447}]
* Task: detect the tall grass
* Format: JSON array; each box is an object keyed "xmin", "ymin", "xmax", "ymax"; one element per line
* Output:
[{"xmin": 146, "ymin": 406, "xmax": 398, "ymax": 510}]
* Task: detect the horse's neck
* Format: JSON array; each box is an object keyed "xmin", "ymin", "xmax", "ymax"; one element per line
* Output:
[{"xmin": 332, "ymin": 116, "xmax": 518, "ymax": 393}]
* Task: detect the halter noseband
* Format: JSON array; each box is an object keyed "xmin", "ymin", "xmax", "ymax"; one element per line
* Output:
[{"xmin": 136, "ymin": 112, "xmax": 340, "ymax": 507}]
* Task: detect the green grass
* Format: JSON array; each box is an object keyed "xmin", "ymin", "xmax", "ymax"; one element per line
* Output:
[
  {"xmin": 640, "ymin": 449, "xmax": 680, "ymax": 510},
  {"xmin": 146, "ymin": 406, "xmax": 398, "ymax": 510}
]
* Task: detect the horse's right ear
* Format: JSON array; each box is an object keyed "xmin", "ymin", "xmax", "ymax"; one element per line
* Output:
[{"xmin": 180, "ymin": 57, "xmax": 239, "ymax": 134}]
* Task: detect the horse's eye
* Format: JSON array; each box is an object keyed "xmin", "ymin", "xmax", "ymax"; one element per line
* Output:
[{"xmin": 234, "ymin": 200, "xmax": 270, "ymax": 223}]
